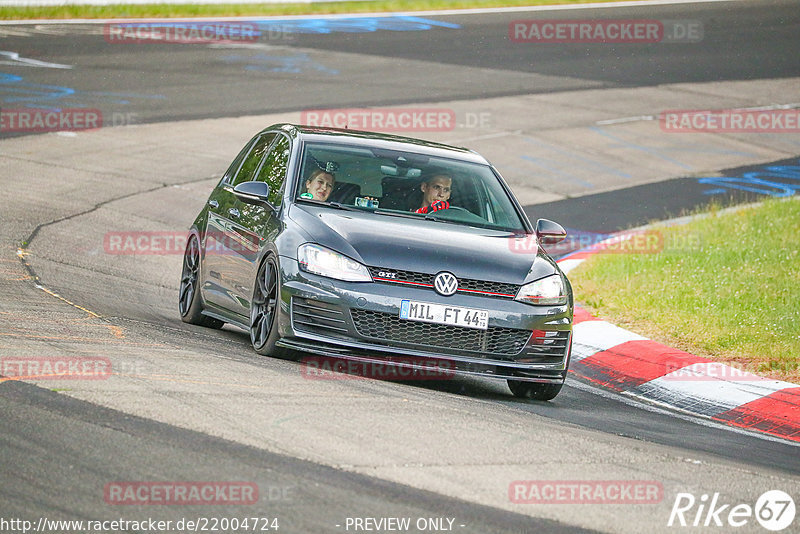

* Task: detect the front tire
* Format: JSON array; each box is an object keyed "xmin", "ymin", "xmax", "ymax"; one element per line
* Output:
[
  {"xmin": 507, "ymin": 380, "xmax": 563, "ymax": 401},
  {"xmin": 179, "ymin": 234, "xmax": 224, "ymax": 329},
  {"xmin": 250, "ymin": 256, "xmax": 284, "ymax": 357}
]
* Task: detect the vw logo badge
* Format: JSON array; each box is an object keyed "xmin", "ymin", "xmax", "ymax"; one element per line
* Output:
[{"xmin": 434, "ymin": 272, "xmax": 459, "ymax": 296}]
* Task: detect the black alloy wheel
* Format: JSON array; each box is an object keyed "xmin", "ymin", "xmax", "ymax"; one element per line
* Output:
[{"xmin": 179, "ymin": 234, "xmax": 223, "ymax": 328}]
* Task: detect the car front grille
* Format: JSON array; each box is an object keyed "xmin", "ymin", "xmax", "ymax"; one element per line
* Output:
[
  {"xmin": 292, "ymin": 298, "xmax": 349, "ymax": 337},
  {"xmin": 350, "ymin": 309, "xmax": 531, "ymax": 356},
  {"xmin": 368, "ymin": 267, "xmax": 518, "ymax": 299}
]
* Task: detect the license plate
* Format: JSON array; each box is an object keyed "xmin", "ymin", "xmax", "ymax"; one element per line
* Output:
[{"xmin": 399, "ymin": 300, "xmax": 489, "ymax": 330}]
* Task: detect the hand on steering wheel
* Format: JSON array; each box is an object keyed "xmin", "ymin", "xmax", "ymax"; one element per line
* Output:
[{"xmin": 415, "ymin": 200, "xmax": 450, "ymax": 214}]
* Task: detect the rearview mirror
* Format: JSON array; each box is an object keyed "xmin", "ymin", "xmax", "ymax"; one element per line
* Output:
[
  {"xmin": 380, "ymin": 164, "xmax": 422, "ymax": 178},
  {"xmin": 535, "ymin": 218, "xmax": 567, "ymax": 244}
]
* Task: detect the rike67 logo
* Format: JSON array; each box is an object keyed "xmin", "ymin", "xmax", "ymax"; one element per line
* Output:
[{"xmin": 668, "ymin": 490, "xmax": 795, "ymax": 531}]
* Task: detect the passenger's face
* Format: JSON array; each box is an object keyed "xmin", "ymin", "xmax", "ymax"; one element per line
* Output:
[
  {"xmin": 306, "ymin": 173, "xmax": 335, "ymax": 201},
  {"xmin": 421, "ymin": 175, "xmax": 452, "ymax": 207}
]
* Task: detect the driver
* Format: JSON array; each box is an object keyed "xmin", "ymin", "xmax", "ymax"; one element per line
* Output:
[
  {"xmin": 415, "ymin": 173, "xmax": 453, "ymax": 214},
  {"xmin": 302, "ymin": 169, "xmax": 336, "ymax": 202}
]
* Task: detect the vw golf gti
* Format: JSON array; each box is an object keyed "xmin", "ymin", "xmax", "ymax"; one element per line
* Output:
[{"xmin": 179, "ymin": 124, "xmax": 573, "ymax": 400}]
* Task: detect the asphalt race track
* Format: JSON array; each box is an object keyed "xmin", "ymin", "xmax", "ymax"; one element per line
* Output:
[{"xmin": 2, "ymin": 0, "xmax": 800, "ymax": 533}]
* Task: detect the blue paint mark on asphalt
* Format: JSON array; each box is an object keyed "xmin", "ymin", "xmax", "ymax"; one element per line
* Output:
[
  {"xmin": 245, "ymin": 16, "xmax": 460, "ymax": 35},
  {"xmin": 0, "ymin": 72, "xmax": 165, "ymax": 110},
  {"xmin": 113, "ymin": 16, "xmax": 459, "ymax": 37},
  {"xmin": 1, "ymin": 16, "xmax": 453, "ymax": 110},
  {"xmin": 0, "ymin": 72, "xmax": 75, "ymax": 106},
  {"xmin": 699, "ymin": 160, "xmax": 800, "ymax": 197},
  {"xmin": 222, "ymin": 53, "xmax": 339, "ymax": 75}
]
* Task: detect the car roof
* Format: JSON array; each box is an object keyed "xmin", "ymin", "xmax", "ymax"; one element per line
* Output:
[{"xmin": 264, "ymin": 123, "xmax": 491, "ymax": 166}]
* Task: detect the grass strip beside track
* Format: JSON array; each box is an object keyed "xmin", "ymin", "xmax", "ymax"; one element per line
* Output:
[
  {"xmin": 569, "ymin": 197, "xmax": 800, "ymax": 383},
  {"xmin": 1, "ymin": 0, "xmax": 636, "ymax": 21}
]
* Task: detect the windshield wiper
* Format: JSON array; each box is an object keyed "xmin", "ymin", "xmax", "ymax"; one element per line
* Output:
[
  {"xmin": 298, "ymin": 198, "xmax": 358, "ymax": 211},
  {"xmin": 372, "ymin": 209, "xmax": 418, "ymax": 219},
  {"xmin": 328, "ymin": 202, "xmax": 358, "ymax": 211},
  {"xmin": 420, "ymin": 212, "xmax": 460, "ymax": 225}
]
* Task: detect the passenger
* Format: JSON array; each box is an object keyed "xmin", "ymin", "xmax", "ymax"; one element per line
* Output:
[
  {"xmin": 302, "ymin": 169, "xmax": 335, "ymax": 202},
  {"xmin": 415, "ymin": 173, "xmax": 453, "ymax": 214}
]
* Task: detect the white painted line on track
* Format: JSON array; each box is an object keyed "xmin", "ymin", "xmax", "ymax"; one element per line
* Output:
[{"xmin": 596, "ymin": 115, "xmax": 656, "ymax": 125}]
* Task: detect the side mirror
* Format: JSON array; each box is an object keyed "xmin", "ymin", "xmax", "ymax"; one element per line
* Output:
[
  {"xmin": 233, "ymin": 181, "xmax": 273, "ymax": 208},
  {"xmin": 535, "ymin": 218, "xmax": 567, "ymax": 244}
]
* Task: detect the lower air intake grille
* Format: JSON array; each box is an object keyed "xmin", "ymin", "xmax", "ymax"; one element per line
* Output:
[
  {"xmin": 292, "ymin": 298, "xmax": 348, "ymax": 336},
  {"xmin": 518, "ymin": 330, "xmax": 571, "ymax": 363},
  {"xmin": 351, "ymin": 309, "xmax": 530, "ymax": 356}
]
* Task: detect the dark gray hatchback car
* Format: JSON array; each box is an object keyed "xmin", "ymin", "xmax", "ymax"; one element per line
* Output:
[{"xmin": 180, "ymin": 124, "xmax": 573, "ymax": 400}]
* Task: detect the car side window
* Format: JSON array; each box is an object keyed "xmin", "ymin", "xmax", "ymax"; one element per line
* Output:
[
  {"xmin": 231, "ymin": 133, "xmax": 277, "ymax": 186},
  {"xmin": 254, "ymin": 135, "xmax": 291, "ymax": 207},
  {"xmin": 221, "ymin": 137, "xmax": 255, "ymax": 184}
]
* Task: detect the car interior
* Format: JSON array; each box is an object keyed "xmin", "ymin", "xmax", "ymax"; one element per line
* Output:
[{"xmin": 294, "ymin": 143, "xmax": 526, "ymax": 232}]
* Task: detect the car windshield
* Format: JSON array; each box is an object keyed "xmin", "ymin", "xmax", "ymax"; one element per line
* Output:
[{"xmin": 295, "ymin": 142, "xmax": 527, "ymax": 232}]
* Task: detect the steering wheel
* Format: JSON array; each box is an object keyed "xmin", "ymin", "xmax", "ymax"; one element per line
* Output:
[{"xmin": 439, "ymin": 206, "xmax": 470, "ymax": 213}]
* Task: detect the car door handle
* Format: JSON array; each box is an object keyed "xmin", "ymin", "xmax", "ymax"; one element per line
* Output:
[
  {"xmin": 208, "ymin": 200, "xmax": 219, "ymax": 209},
  {"xmin": 228, "ymin": 208, "xmax": 240, "ymax": 219}
]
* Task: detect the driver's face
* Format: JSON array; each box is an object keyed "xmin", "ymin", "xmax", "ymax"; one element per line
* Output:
[
  {"xmin": 306, "ymin": 173, "xmax": 335, "ymax": 201},
  {"xmin": 421, "ymin": 175, "xmax": 452, "ymax": 207}
]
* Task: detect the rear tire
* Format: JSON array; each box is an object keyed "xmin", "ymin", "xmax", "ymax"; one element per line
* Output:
[
  {"xmin": 507, "ymin": 380, "xmax": 563, "ymax": 401},
  {"xmin": 179, "ymin": 234, "xmax": 224, "ymax": 329}
]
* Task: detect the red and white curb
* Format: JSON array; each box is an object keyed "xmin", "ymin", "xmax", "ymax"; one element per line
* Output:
[{"xmin": 557, "ymin": 238, "xmax": 800, "ymax": 443}]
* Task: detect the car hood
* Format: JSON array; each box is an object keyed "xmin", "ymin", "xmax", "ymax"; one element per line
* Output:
[{"xmin": 288, "ymin": 204, "xmax": 558, "ymax": 285}]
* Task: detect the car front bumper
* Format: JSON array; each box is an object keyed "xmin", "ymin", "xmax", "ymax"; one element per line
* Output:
[{"xmin": 276, "ymin": 258, "xmax": 573, "ymax": 383}]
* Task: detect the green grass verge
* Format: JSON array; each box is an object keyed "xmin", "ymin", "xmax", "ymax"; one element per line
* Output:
[
  {"xmin": 2, "ymin": 0, "xmax": 635, "ymax": 21},
  {"xmin": 568, "ymin": 197, "xmax": 800, "ymax": 383}
]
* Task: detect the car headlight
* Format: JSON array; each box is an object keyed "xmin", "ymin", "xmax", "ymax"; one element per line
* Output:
[
  {"xmin": 297, "ymin": 243, "xmax": 372, "ymax": 282},
  {"xmin": 515, "ymin": 274, "xmax": 567, "ymax": 306}
]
